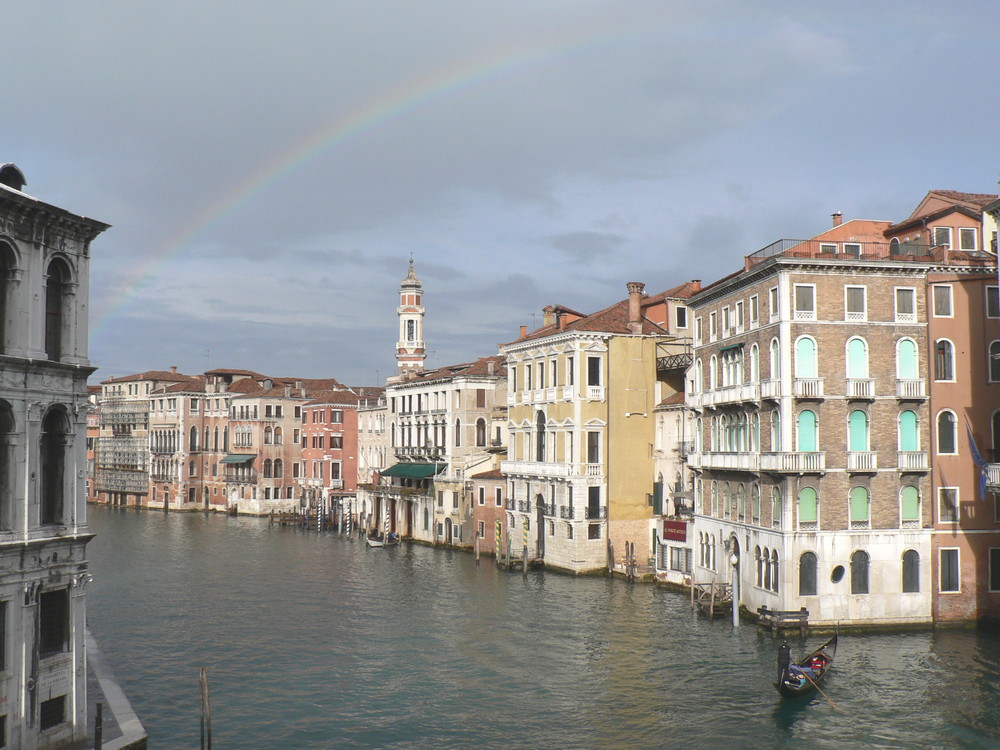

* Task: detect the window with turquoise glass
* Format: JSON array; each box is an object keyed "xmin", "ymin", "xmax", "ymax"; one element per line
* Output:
[
  {"xmin": 798, "ymin": 487, "xmax": 817, "ymax": 523},
  {"xmin": 896, "ymin": 338, "xmax": 918, "ymax": 379},
  {"xmin": 899, "ymin": 410, "xmax": 918, "ymax": 451},
  {"xmin": 847, "ymin": 338, "xmax": 868, "ymax": 379},
  {"xmin": 797, "ymin": 410, "xmax": 817, "ymax": 452},
  {"xmin": 850, "ymin": 486, "xmax": 870, "ymax": 522},
  {"xmin": 901, "ymin": 486, "xmax": 919, "ymax": 522},
  {"xmin": 848, "ymin": 410, "xmax": 869, "ymax": 452},
  {"xmin": 795, "ymin": 337, "xmax": 817, "ymax": 378}
]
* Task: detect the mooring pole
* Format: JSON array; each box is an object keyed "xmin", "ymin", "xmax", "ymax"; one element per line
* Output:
[{"xmin": 94, "ymin": 702, "xmax": 103, "ymax": 750}]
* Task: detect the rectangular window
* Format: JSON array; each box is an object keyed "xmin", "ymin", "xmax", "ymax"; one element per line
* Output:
[
  {"xmin": 525, "ymin": 364, "xmax": 532, "ymax": 391},
  {"xmin": 819, "ymin": 242, "xmax": 837, "ymax": 254},
  {"xmin": 845, "ymin": 286, "xmax": 866, "ymax": 321},
  {"xmin": 768, "ymin": 287, "xmax": 779, "ymax": 320},
  {"xmin": 794, "ymin": 284, "xmax": 816, "ymax": 319},
  {"xmin": 586, "ymin": 432, "xmax": 600, "ymax": 464},
  {"xmin": 895, "ymin": 288, "xmax": 916, "ymax": 322},
  {"xmin": 330, "ymin": 435, "xmax": 343, "ymax": 449},
  {"xmin": 495, "ymin": 487, "xmax": 503, "ymax": 506},
  {"xmin": 933, "ymin": 285, "xmax": 953, "ymax": 317},
  {"xmin": 39, "ymin": 696, "xmax": 66, "ymax": 731},
  {"xmin": 295, "ymin": 406, "xmax": 302, "ymax": 418},
  {"xmin": 940, "ymin": 548, "xmax": 960, "ymax": 592},
  {"xmin": 477, "ymin": 520, "xmax": 485, "ymax": 538},
  {"xmin": 959, "ymin": 227, "xmax": 977, "ymax": 251},
  {"xmin": 587, "ymin": 357, "xmax": 601, "ymax": 386},
  {"xmin": 0, "ymin": 600, "xmax": 5, "ymax": 671},
  {"xmin": 293, "ymin": 463, "xmax": 300, "ymax": 478},
  {"xmin": 933, "ymin": 226, "xmax": 952, "ymax": 249},
  {"xmin": 721, "ymin": 306, "xmax": 731, "ymax": 334},
  {"xmin": 478, "ymin": 487, "xmax": 485, "ymax": 506},
  {"xmin": 330, "ymin": 463, "xmax": 341, "ymax": 480},
  {"xmin": 749, "ymin": 295, "xmax": 759, "ymax": 326},
  {"xmin": 695, "ymin": 317, "xmax": 703, "ymax": 344},
  {"xmin": 939, "ymin": 487, "xmax": 958, "ymax": 523},
  {"xmin": 735, "ymin": 300, "xmax": 745, "ymax": 330},
  {"xmin": 330, "ymin": 411, "xmax": 343, "ymax": 424},
  {"xmin": 843, "ymin": 242, "xmax": 861, "ymax": 257},
  {"xmin": 39, "ymin": 589, "xmax": 69, "ymax": 657},
  {"xmin": 675, "ymin": 306, "xmax": 687, "ymax": 329},
  {"xmin": 588, "ymin": 523, "xmax": 601, "ymax": 540},
  {"xmin": 709, "ymin": 311, "xmax": 717, "ymax": 340},
  {"xmin": 990, "ymin": 548, "xmax": 1000, "ymax": 592},
  {"xmin": 987, "ymin": 287, "xmax": 999, "ymax": 319}
]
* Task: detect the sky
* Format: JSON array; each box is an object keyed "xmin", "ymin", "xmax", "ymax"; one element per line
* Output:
[{"xmin": 4, "ymin": 1, "xmax": 1000, "ymax": 386}]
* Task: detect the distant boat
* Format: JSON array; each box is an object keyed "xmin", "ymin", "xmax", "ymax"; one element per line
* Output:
[
  {"xmin": 365, "ymin": 531, "xmax": 400, "ymax": 548},
  {"xmin": 775, "ymin": 634, "xmax": 837, "ymax": 697}
]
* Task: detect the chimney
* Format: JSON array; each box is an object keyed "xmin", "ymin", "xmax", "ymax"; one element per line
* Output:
[
  {"xmin": 519, "ymin": 325, "xmax": 527, "ymax": 341},
  {"xmin": 170, "ymin": 365, "xmax": 177, "ymax": 374},
  {"xmin": 691, "ymin": 279, "xmax": 701, "ymax": 292},
  {"xmin": 627, "ymin": 281, "xmax": 645, "ymax": 334},
  {"xmin": 487, "ymin": 360, "xmax": 495, "ymax": 376},
  {"xmin": 284, "ymin": 383, "xmax": 291, "ymax": 397},
  {"xmin": 542, "ymin": 306, "xmax": 554, "ymax": 327},
  {"xmin": 832, "ymin": 212, "xmax": 843, "ymax": 227}
]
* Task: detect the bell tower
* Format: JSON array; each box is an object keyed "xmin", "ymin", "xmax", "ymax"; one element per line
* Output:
[{"xmin": 395, "ymin": 256, "xmax": 426, "ymax": 375}]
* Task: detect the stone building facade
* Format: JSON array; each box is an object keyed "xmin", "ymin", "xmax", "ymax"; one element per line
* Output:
[{"xmin": 0, "ymin": 164, "xmax": 108, "ymax": 747}]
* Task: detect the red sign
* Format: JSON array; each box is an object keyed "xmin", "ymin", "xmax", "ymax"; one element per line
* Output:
[{"xmin": 663, "ymin": 519, "xmax": 687, "ymax": 542}]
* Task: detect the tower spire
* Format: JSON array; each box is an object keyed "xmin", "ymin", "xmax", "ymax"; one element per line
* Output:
[{"xmin": 395, "ymin": 257, "xmax": 426, "ymax": 376}]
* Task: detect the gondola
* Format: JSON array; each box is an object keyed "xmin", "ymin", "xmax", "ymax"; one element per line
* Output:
[
  {"xmin": 775, "ymin": 634, "xmax": 837, "ymax": 697},
  {"xmin": 365, "ymin": 531, "xmax": 400, "ymax": 548}
]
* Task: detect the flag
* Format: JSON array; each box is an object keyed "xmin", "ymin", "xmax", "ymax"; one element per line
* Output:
[{"xmin": 966, "ymin": 420, "xmax": 988, "ymax": 500}]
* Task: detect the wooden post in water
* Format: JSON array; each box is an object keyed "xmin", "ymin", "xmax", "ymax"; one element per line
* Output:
[
  {"xmin": 199, "ymin": 666, "xmax": 213, "ymax": 750},
  {"xmin": 522, "ymin": 520, "xmax": 528, "ymax": 576},
  {"xmin": 93, "ymin": 702, "xmax": 102, "ymax": 750},
  {"xmin": 475, "ymin": 532, "xmax": 480, "ymax": 565}
]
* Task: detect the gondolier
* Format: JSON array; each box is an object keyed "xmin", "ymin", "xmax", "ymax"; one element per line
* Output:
[{"xmin": 777, "ymin": 640, "xmax": 791, "ymax": 681}]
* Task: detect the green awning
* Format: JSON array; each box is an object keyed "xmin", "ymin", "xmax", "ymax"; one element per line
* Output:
[
  {"xmin": 221, "ymin": 454, "xmax": 256, "ymax": 464},
  {"xmin": 381, "ymin": 463, "xmax": 445, "ymax": 478},
  {"xmin": 718, "ymin": 342, "xmax": 744, "ymax": 352}
]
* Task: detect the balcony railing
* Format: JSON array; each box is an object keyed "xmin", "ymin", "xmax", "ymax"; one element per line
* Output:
[
  {"xmin": 896, "ymin": 379, "xmax": 926, "ymax": 399},
  {"xmin": 847, "ymin": 451, "xmax": 877, "ymax": 472},
  {"xmin": 760, "ymin": 379, "xmax": 781, "ymax": 400},
  {"xmin": 760, "ymin": 451, "xmax": 825, "ymax": 473},
  {"xmin": 585, "ymin": 506, "xmax": 607, "ymax": 520},
  {"xmin": 710, "ymin": 383, "xmax": 760, "ymax": 406},
  {"xmin": 898, "ymin": 451, "xmax": 929, "ymax": 471},
  {"xmin": 986, "ymin": 464, "xmax": 1000, "ymax": 489},
  {"xmin": 845, "ymin": 378, "xmax": 875, "ymax": 400},
  {"xmin": 687, "ymin": 452, "xmax": 759, "ymax": 472},
  {"xmin": 559, "ymin": 506, "xmax": 575, "ymax": 519},
  {"xmin": 793, "ymin": 378, "xmax": 824, "ymax": 399},
  {"xmin": 501, "ymin": 460, "xmax": 572, "ymax": 478},
  {"xmin": 587, "ymin": 386, "xmax": 605, "ymax": 401}
]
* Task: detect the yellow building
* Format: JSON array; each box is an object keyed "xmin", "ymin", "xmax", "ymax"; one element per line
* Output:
[{"xmin": 500, "ymin": 281, "xmax": 696, "ymax": 573}]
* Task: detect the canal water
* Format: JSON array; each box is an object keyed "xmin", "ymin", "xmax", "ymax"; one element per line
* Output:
[{"xmin": 85, "ymin": 506, "xmax": 1000, "ymax": 749}]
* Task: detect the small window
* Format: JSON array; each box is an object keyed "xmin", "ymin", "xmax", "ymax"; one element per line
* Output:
[
  {"xmin": 845, "ymin": 286, "xmax": 866, "ymax": 321},
  {"xmin": 843, "ymin": 242, "xmax": 861, "ymax": 257},
  {"xmin": 990, "ymin": 548, "xmax": 1000, "ymax": 592},
  {"xmin": 988, "ymin": 287, "xmax": 1000, "ymax": 319},
  {"xmin": 587, "ymin": 357, "xmax": 601, "ymax": 386},
  {"xmin": 933, "ymin": 226, "xmax": 952, "ymax": 249},
  {"xmin": 39, "ymin": 589, "xmax": 70, "ymax": 657},
  {"xmin": 935, "ymin": 340, "xmax": 955, "ymax": 381},
  {"xmin": 895, "ymin": 288, "xmax": 916, "ymax": 323},
  {"xmin": 749, "ymin": 295, "xmax": 759, "ymax": 325},
  {"xmin": 940, "ymin": 548, "xmax": 960, "ymax": 592},
  {"xmin": 794, "ymin": 284, "xmax": 815, "ymax": 320},
  {"xmin": 959, "ymin": 227, "xmax": 977, "ymax": 251},
  {"xmin": 989, "ymin": 342, "xmax": 1000, "ymax": 383},
  {"xmin": 939, "ymin": 487, "xmax": 958, "ymax": 523},
  {"xmin": 768, "ymin": 287, "xmax": 779, "ymax": 320},
  {"xmin": 39, "ymin": 696, "xmax": 66, "ymax": 731},
  {"xmin": 675, "ymin": 306, "xmax": 688, "ymax": 329},
  {"xmin": 932, "ymin": 285, "xmax": 953, "ymax": 317},
  {"xmin": 819, "ymin": 243, "xmax": 837, "ymax": 254}
]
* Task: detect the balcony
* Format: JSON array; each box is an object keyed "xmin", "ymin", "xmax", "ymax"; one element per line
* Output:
[
  {"xmin": 847, "ymin": 451, "xmax": 877, "ymax": 473},
  {"xmin": 559, "ymin": 506, "xmax": 574, "ymax": 519},
  {"xmin": 710, "ymin": 383, "xmax": 760, "ymax": 406},
  {"xmin": 845, "ymin": 378, "xmax": 875, "ymax": 400},
  {"xmin": 793, "ymin": 378, "xmax": 824, "ymax": 399},
  {"xmin": 585, "ymin": 506, "xmax": 608, "ymax": 520},
  {"xmin": 561, "ymin": 386, "xmax": 575, "ymax": 400},
  {"xmin": 986, "ymin": 465, "xmax": 1000, "ymax": 489},
  {"xmin": 587, "ymin": 386, "xmax": 605, "ymax": 401},
  {"xmin": 501, "ymin": 460, "xmax": 572, "ymax": 478},
  {"xmin": 687, "ymin": 451, "xmax": 760, "ymax": 472},
  {"xmin": 898, "ymin": 451, "xmax": 929, "ymax": 472},
  {"xmin": 760, "ymin": 379, "xmax": 781, "ymax": 400},
  {"xmin": 896, "ymin": 379, "xmax": 926, "ymax": 399},
  {"xmin": 760, "ymin": 451, "xmax": 825, "ymax": 473}
]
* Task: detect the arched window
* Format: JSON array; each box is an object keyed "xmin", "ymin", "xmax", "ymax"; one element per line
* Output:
[
  {"xmin": 749, "ymin": 344, "xmax": 760, "ymax": 382},
  {"xmin": 189, "ymin": 426, "xmax": 198, "ymax": 452},
  {"xmin": 755, "ymin": 545, "xmax": 763, "ymax": 586},
  {"xmin": 799, "ymin": 551, "xmax": 817, "ymax": 596},
  {"xmin": 45, "ymin": 258, "xmax": 70, "ymax": 361},
  {"xmin": 264, "ymin": 426, "xmax": 273, "ymax": 445},
  {"xmin": 772, "ymin": 486, "xmax": 782, "ymax": 528},
  {"xmin": 274, "ymin": 427, "xmax": 282, "ymax": 445},
  {"xmin": 902, "ymin": 549, "xmax": 920, "ymax": 593},
  {"xmin": 901, "ymin": 486, "xmax": 919, "ymax": 527},
  {"xmin": 223, "ymin": 427, "xmax": 229, "ymax": 452},
  {"xmin": 694, "ymin": 359, "xmax": 703, "ymax": 392},
  {"xmin": 846, "ymin": 337, "xmax": 869, "ymax": 379},
  {"xmin": 737, "ymin": 484, "xmax": 746, "ymax": 520},
  {"xmin": 937, "ymin": 411, "xmax": 957, "ymax": 454},
  {"xmin": 771, "ymin": 550, "xmax": 780, "ymax": 593},
  {"xmin": 889, "ymin": 237, "xmax": 901, "ymax": 255},
  {"xmin": 763, "ymin": 547, "xmax": 772, "ymax": 590},
  {"xmin": 709, "ymin": 355, "xmax": 718, "ymax": 390},
  {"xmin": 0, "ymin": 243, "xmax": 16, "ymax": 355},
  {"xmin": 535, "ymin": 411, "xmax": 545, "ymax": 461},
  {"xmin": 851, "ymin": 549, "xmax": 870, "ymax": 594},
  {"xmin": 798, "ymin": 487, "xmax": 817, "ymax": 528},
  {"xmin": 274, "ymin": 459, "xmax": 283, "ymax": 478},
  {"xmin": 770, "ymin": 410, "xmax": 781, "ymax": 451},
  {"xmin": 993, "ymin": 410, "xmax": 1000, "ymax": 462},
  {"xmin": 797, "ymin": 410, "xmax": 817, "ymax": 452},
  {"xmin": 454, "ymin": 419, "xmax": 461, "ymax": 447},
  {"xmin": 751, "ymin": 484, "xmax": 761, "ymax": 523},
  {"xmin": 935, "ymin": 339, "xmax": 955, "ymax": 381},
  {"xmin": 795, "ymin": 336, "xmax": 817, "ymax": 378},
  {"xmin": 990, "ymin": 341, "xmax": 1000, "ymax": 382},
  {"xmin": 850, "ymin": 486, "xmax": 870, "ymax": 527},
  {"xmin": 214, "ymin": 427, "xmax": 219, "ymax": 452},
  {"xmin": 0, "ymin": 400, "xmax": 14, "ymax": 528},
  {"xmin": 896, "ymin": 338, "xmax": 918, "ymax": 379},
  {"xmin": 722, "ymin": 484, "xmax": 731, "ymax": 519},
  {"xmin": 899, "ymin": 410, "xmax": 919, "ymax": 452},
  {"xmin": 770, "ymin": 338, "xmax": 780, "ymax": 379},
  {"xmin": 848, "ymin": 410, "xmax": 869, "ymax": 452},
  {"xmin": 476, "ymin": 418, "xmax": 487, "ymax": 447},
  {"xmin": 711, "ymin": 482, "xmax": 718, "ymax": 516},
  {"xmin": 41, "ymin": 407, "xmax": 69, "ymax": 525}
]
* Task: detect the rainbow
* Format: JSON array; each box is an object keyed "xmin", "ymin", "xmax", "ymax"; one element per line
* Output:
[{"xmin": 90, "ymin": 24, "xmax": 649, "ymax": 343}]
